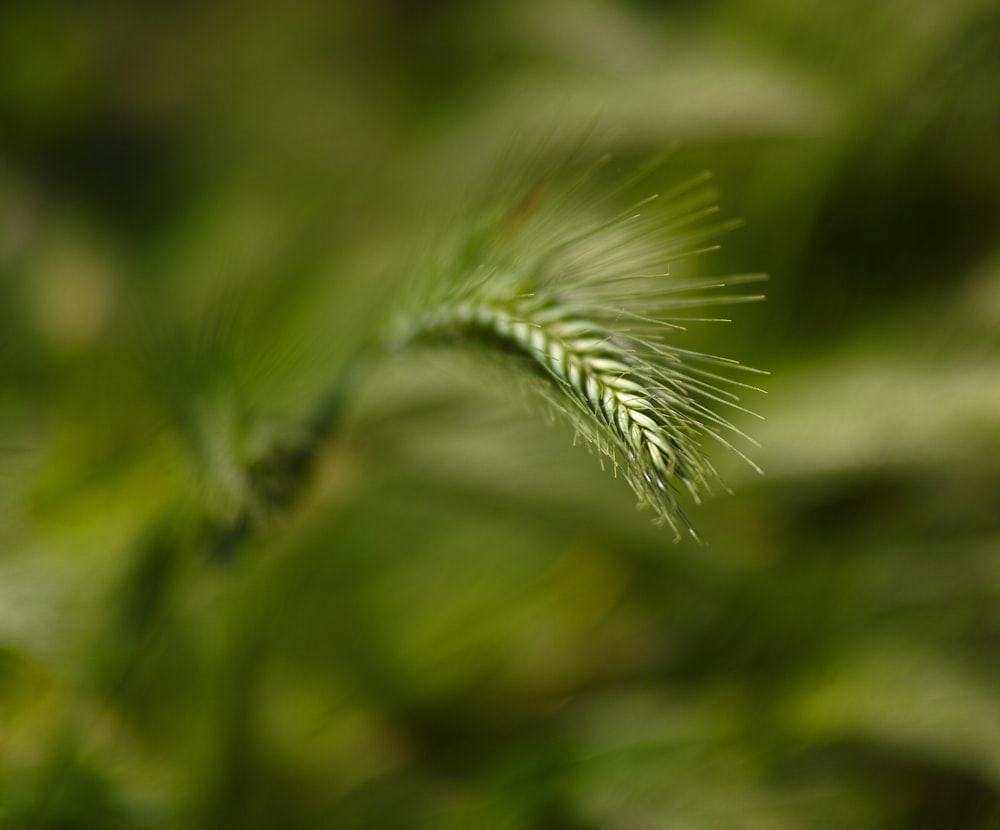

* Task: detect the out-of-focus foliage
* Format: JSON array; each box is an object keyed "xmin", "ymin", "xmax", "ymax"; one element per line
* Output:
[{"xmin": 2, "ymin": 0, "xmax": 999, "ymax": 828}]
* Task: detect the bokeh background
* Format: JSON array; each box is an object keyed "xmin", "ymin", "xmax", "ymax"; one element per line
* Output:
[{"xmin": 2, "ymin": 1, "xmax": 1000, "ymax": 828}]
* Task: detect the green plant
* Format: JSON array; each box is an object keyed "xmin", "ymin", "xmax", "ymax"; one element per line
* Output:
[
  {"xmin": 160, "ymin": 155, "xmax": 761, "ymax": 558},
  {"xmin": 163, "ymin": 157, "xmax": 763, "ymax": 558},
  {"xmin": 384, "ymin": 160, "xmax": 765, "ymax": 540}
]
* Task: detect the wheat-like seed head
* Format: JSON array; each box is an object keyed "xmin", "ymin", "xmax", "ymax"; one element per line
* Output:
[{"xmin": 390, "ymin": 158, "xmax": 765, "ymax": 540}]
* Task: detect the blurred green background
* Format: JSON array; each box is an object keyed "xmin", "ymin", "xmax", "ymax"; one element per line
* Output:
[{"xmin": 2, "ymin": 1, "xmax": 1000, "ymax": 828}]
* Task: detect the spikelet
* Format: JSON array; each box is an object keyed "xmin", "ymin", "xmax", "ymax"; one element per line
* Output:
[{"xmin": 391, "ymin": 156, "xmax": 765, "ymax": 540}]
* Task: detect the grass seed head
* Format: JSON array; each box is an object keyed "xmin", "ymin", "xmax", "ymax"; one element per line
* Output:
[{"xmin": 391, "ymin": 157, "xmax": 765, "ymax": 540}]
